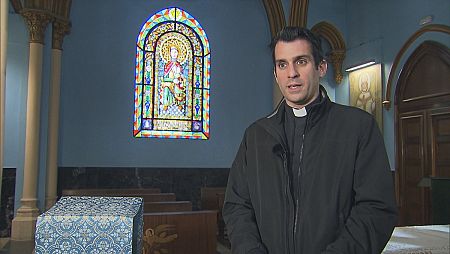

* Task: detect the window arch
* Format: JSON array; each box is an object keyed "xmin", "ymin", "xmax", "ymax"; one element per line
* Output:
[{"xmin": 133, "ymin": 7, "xmax": 210, "ymax": 139}]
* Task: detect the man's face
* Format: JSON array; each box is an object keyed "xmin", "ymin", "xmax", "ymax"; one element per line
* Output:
[{"xmin": 274, "ymin": 39, "xmax": 327, "ymax": 108}]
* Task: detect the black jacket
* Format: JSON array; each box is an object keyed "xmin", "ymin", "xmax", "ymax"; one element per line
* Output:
[{"xmin": 223, "ymin": 87, "xmax": 398, "ymax": 254}]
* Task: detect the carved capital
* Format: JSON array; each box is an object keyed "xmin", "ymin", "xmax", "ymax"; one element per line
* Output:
[
  {"xmin": 328, "ymin": 50, "xmax": 345, "ymax": 84},
  {"xmin": 52, "ymin": 20, "xmax": 71, "ymax": 50},
  {"xmin": 21, "ymin": 10, "xmax": 53, "ymax": 44},
  {"xmin": 311, "ymin": 21, "xmax": 346, "ymax": 84}
]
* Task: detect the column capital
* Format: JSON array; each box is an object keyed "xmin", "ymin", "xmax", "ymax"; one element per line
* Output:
[
  {"xmin": 328, "ymin": 50, "xmax": 346, "ymax": 84},
  {"xmin": 52, "ymin": 20, "xmax": 71, "ymax": 50},
  {"xmin": 21, "ymin": 10, "xmax": 53, "ymax": 44}
]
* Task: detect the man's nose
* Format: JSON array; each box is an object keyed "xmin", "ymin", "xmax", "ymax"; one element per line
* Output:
[{"xmin": 288, "ymin": 65, "xmax": 299, "ymax": 78}]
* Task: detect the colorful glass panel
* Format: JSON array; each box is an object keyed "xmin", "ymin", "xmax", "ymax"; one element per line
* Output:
[
  {"xmin": 144, "ymin": 52, "xmax": 153, "ymax": 84},
  {"xmin": 135, "ymin": 50, "xmax": 143, "ymax": 83},
  {"xmin": 133, "ymin": 7, "xmax": 210, "ymax": 139},
  {"xmin": 133, "ymin": 85, "xmax": 143, "ymax": 136},
  {"xmin": 204, "ymin": 54, "xmax": 211, "ymax": 89}
]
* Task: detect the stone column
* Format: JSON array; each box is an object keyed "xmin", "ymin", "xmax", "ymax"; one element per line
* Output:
[
  {"xmin": 11, "ymin": 9, "xmax": 52, "ymax": 241},
  {"xmin": 45, "ymin": 20, "xmax": 70, "ymax": 210},
  {"xmin": 0, "ymin": 0, "xmax": 9, "ymax": 204}
]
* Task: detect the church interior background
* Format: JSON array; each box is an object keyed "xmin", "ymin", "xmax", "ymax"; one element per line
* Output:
[{"xmin": 0, "ymin": 0, "xmax": 449, "ymax": 253}]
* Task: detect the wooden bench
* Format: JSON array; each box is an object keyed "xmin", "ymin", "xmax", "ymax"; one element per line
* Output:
[
  {"xmin": 144, "ymin": 201, "xmax": 192, "ymax": 213},
  {"xmin": 61, "ymin": 188, "xmax": 161, "ymax": 196},
  {"xmin": 134, "ymin": 193, "xmax": 176, "ymax": 202},
  {"xmin": 201, "ymin": 187, "xmax": 227, "ymax": 240},
  {"xmin": 143, "ymin": 210, "xmax": 217, "ymax": 254},
  {"xmin": 216, "ymin": 192, "xmax": 226, "ymax": 239},
  {"xmin": 63, "ymin": 192, "xmax": 176, "ymax": 203},
  {"xmin": 200, "ymin": 187, "xmax": 226, "ymax": 210}
]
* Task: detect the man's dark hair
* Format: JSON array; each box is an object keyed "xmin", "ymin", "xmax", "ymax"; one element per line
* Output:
[{"xmin": 270, "ymin": 26, "xmax": 324, "ymax": 69}]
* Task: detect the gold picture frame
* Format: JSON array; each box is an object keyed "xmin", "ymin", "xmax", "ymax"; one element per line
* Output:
[{"xmin": 349, "ymin": 64, "xmax": 383, "ymax": 131}]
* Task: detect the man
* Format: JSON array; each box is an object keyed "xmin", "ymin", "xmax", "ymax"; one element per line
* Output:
[{"xmin": 222, "ymin": 27, "xmax": 398, "ymax": 254}]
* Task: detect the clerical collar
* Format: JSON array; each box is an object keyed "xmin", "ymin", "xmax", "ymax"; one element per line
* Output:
[
  {"xmin": 293, "ymin": 107, "xmax": 307, "ymax": 117},
  {"xmin": 289, "ymin": 94, "xmax": 322, "ymax": 118}
]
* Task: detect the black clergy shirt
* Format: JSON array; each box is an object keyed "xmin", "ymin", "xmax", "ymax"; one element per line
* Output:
[{"xmin": 283, "ymin": 94, "xmax": 322, "ymax": 200}]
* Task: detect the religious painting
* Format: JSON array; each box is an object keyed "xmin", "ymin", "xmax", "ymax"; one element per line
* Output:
[
  {"xmin": 349, "ymin": 64, "xmax": 383, "ymax": 131},
  {"xmin": 133, "ymin": 7, "xmax": 210, "ymax": 139}
]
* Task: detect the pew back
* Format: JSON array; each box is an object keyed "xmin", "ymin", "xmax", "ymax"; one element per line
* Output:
[
  {"xmin": 62, "ymin": 188, "xmax": 161, "ymax": 196},
  {"xmin": 144, "ymin": 201, "xmax": 192, "ymax": 213},
  {"xmin": 143, "ymin": 211, "xmax": 217, "ymax": 254}
]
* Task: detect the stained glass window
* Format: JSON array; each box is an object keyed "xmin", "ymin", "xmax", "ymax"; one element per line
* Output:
[{"xmin": 133, "ymin": 7, "xmax": 210, "ymax": 139}]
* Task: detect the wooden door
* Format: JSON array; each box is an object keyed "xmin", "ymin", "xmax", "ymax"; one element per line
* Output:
[
  {"xmin": 398, "ymin": 111, "xmax": 428, "ymax": 225},
  {"xmin": 395, "ymin": 41, "xmax": 450, "ymax": 226},
  {"xmin": 430, "ymin": 108, "xmax": 450, "ymax": 179}
]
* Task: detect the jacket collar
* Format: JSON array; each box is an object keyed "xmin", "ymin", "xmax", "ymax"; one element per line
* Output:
[
  {"xmin": 258, "ymin": 85, "xmax": 332, "ymax": 150},
  {"xmin": 267, "ymin": 85, "xmax": 331, "ymax": 130}
]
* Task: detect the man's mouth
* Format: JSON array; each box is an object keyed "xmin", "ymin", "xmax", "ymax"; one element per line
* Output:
[{"xmin": 288, "ymin": 84, "xmax": 302, "ymax": 89}]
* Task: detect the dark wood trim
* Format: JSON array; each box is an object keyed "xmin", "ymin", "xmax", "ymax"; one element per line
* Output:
[{"xmin": 383, "ymin": 24, "xmax": 450, "ymax": 109}]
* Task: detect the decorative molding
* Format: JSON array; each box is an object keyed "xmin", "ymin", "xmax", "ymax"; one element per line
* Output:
[
  {"xmin": 143, "ymin": 224, "xmax": 178, "ymax": 254},
  {"xmin": 327, "ymin": 50, "xmax": 346, "ymax": 84},
  {"xmin": 383, "ymin": 24, "xmax": 450, "ymax": 110},
  {"xmin": 395, "ymin": 40, "xmax": 450, "ymax": 108},
  {"xmin": 262, "ymin": 0, "xmax": 286, "ymax": 37},
  {"xmin": 15, "ymin": 0, "xmax": 72, "ymax": 45},
  {"xmin": 51, "ymin": 0, "xmax": 72, "ymax": 50},
  {"xmin": 289, "ymin": 0, "xmax": 309, "ymax": 27},
  {"xmin": 311, "ymin": 21, "xmax": 346, "ymax": 84},
  {"xmin": 52, "ymin": 0, "xmax": 72, "ymax": 20},
  {"xmin": 21, "ymin": 10, "xmax": 52, "ymax": 44},
  {"xmin": 52, "ymin": 20, "xmax": 71, "ymax": 50}
]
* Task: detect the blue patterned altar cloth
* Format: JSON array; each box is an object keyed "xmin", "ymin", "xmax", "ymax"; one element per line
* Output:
[{"xmin": 35, "ymin": 196, "xmax": 143, "ymax": 254}]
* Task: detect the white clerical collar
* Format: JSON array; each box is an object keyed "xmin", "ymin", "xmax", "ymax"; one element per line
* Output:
[{"xmin": 293, "ymin": 107, "xmax": 307, "ymax": 117}]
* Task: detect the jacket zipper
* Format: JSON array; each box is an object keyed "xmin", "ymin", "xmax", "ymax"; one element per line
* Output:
[
  {"xmin": 280, "ymin": 149, "xmax": 294, "ymax": 254},
  {"xmin": 293, "ymin": 118, "xmax": 308, "ymax": 252},
  {"xmin": 293, "ymin": 133, "xmax": 305, "ymax": 234}
]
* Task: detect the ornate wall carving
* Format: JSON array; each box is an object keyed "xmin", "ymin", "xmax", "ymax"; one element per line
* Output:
[
  {"xmin": 311, "ymin": 21, "xmax": 346, "ymax": 84},
  {"xmin": 21, "ymin": 10, "xmax": 52, "ymax": 44},
  {"xmin": 52, "ymin": 20, "xmax": 71, "ymax": 50}
]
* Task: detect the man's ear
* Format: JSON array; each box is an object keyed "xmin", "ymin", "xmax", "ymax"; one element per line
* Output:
[
  {"xmin": 319, "ymin": 60, "xmax": 328, "ymax": 78},
  {"xmin": 273, "ymin": 69, "xmax": 278, "ymax": 82}
]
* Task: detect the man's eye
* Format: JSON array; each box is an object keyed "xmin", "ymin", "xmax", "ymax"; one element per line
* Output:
[
  {"xmin": 296, "ymin": 59, "xmax": 307, "ymax": 65},
  {"xmin": 278, "ymin": 63, "xmax": 287, "ymax": 69}
]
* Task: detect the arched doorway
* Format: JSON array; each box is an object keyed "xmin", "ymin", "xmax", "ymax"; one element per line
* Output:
[{"xmin": 395, "ymin": 40, "xmax": 450, "ymax": 225}]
